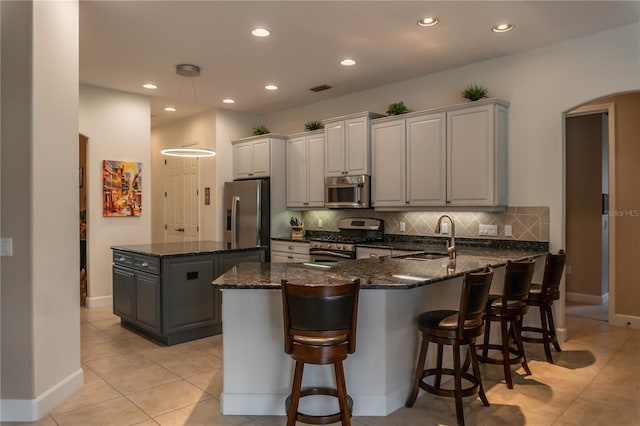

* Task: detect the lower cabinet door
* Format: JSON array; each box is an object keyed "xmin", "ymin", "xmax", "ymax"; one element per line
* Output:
[
  {"xmin": 113, "ymin": 266, "xmax": 134, "ymax": 322},
  {"xmin": 134, "ymin": 270, "xmax": 161, "ymax": 335}
]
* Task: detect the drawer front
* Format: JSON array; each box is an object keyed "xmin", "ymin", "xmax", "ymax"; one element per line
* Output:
[
  {"xmin": 133, "ymin": 255, "xmax": 160, "ymax": 274},
  {"xmin": 113, "ymin": 251, "xmax": 134, "ymax": 267},
  {"xmin": 271, "ymin": 240, "xmax": 310, "ymax": 255}
]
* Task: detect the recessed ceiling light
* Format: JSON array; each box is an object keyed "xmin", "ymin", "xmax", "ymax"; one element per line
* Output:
[
  {"xmin": 340, "ymin": 58, "xmax": 357, "ymax": 66},
  {"xmin": 265, "ymin": 84, "xmax": 278, "ymax": 91},
  {"xmin": 251, "ymin": 28, "xmax": 270, "ymax": 37},
  {"xmin": 223, "ymin": 98, "xmax": 235, "ymax": 104},
  {"xmin": 492, "ymin": 23, "xmax": 514, "ymax": 33},
  {"xmin": 417, "ymin": 17, "xmax": 439, "ymax": 27},
  {"xmin": 164, "ymin": 106, "xmax": 176, "ymax": 112},
  {"xmin": 143, "ymin": 83, "xmax": 158, "ymax": 90}
]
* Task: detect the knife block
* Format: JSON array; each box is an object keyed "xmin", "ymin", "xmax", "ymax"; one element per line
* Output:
[{"xmin": 290, "ymin": 226, "xmax": 305, "ymax": 240}]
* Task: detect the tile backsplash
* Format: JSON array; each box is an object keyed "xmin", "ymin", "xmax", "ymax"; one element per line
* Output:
[{"xmin": 300, "ymin": 207, "xmax": 549, "ymax": 241}]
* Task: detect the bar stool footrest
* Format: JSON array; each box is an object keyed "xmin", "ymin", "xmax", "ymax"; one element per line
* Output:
[
  {"xmin": 476, "ymin": 343, "xmax": 525, "ymax": 365},
  {"xmin": 419, "ymin": 368, "xmax": 482, "ymax": 399},
  {"xmin": 285, "ymin": 386, "xmax": 353, "ymax": 425}
]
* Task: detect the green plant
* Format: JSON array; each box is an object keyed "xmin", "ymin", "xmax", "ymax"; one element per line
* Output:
[
  {"xmin": 304, "ymin": 120, "xmax": 324, "ymax": 131},
  {"xmin": 462, "ymin": 84, "xmax": 489, "ymax": 101},
  {"xmin": 252, "ymin": 125, "xmax": 270, "ymax": 135},
  {"xmin": 386, "ymin": 101, "xmax": 409, "ymax": 115}
]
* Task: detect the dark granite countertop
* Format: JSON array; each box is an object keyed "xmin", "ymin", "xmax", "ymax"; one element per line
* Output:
[
  {"xmin": 111, "ymin": 241, "xmax": 266, "ymax": 258},
  {"xmin": 213, "ymin": 246, "xmax": 547, "ymax": 290}
]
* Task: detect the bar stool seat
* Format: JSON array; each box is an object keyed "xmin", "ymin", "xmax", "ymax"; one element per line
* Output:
[
  {"xmin": 281, "ymin": 279, "xmax": 360, "ymax": 426},
  {"xmin": 405, "ymin": 266, "xmax": 494, "ymax": 426},
  {"xmin": 476, "ymin": 259, "xmax": 536, "ymax": 389},
  {"xmin": 521, "ymin": 250, "xmax": 567, "ymax": 364}
]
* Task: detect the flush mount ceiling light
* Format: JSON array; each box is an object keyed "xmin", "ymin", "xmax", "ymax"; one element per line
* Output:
[
  {"xmin": 417, "ymin": 17, "xmax": 439, "ymax": 27},
  {"xmin": 161, "ymin": 64, "xmax": 216, "ymax": 158},
  {"xmin": 143, "ymin": 83, "xmax": 158, "ymax": 89},
  {"xmin": 340, "ymin": 58, "xmax": 357, "ymax": 66},
  {"xmin": 251, "ymin": 27, "xmax": 271, "ymax": 37},
  {"xmin": 265, "ymin": 84, "xmax": 278, "ymax": 90},
  {"xmin": 164, "ymin": 106, "xmax": 177, "ymax": 112},
  {"xmin": 223, "ymin": 98, "xmax": 235, "ymax": 104},
  {"xmin": 492, "ymin": 23, "xmax": 514, "ymax": 33}
]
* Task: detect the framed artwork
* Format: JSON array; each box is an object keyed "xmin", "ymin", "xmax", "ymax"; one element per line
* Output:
[{"xmin": 102, "ymin": 160, "xmax": 142, "ymax": 217}]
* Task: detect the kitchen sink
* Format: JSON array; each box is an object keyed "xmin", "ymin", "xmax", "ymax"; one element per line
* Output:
[{"xmin": 393, "ymin": 252, "xmax": 448, "ymax": 261}]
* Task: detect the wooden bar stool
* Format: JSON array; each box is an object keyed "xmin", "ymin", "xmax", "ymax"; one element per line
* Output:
[
  {"xmin": 281, "ymin": 279, "xmax": 360, "ymax": 426},
  {"xmin": 521, "ymin": 250, "xmax": 567, "ymax": 363},
  {"xmin": 405, "ymin": 266, "xmax": 494, "ymax": 426},
  {"xmin": 476, "ymin": 259, "xmax": 536, "ymax": 389}
]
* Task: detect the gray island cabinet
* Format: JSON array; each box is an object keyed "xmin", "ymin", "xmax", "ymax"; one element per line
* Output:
[{"xmin": 112, "ymin": 241, "xmax": 265, "ymax": 345}]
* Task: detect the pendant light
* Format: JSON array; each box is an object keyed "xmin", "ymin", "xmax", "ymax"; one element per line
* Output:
[{"xmin": 161, "ymin": 64, "xmax": 216, "ymax": 158}]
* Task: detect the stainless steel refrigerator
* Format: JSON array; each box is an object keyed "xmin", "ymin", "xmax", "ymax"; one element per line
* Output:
[{"xmin": 224, "ymin": 178, "xmax": 270, "ymax": 259}]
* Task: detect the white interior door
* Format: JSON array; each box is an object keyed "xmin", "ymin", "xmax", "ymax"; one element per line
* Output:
[{"xmin": 164, "ymin": 156, "xmax": 200, "ymax": 242}]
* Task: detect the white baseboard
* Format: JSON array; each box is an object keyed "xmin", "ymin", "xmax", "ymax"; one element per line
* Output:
[
  {"xmin": 0, "ymin": 368, "xmax": 83, "ymax": 421},
  {"xmin": 565, "ymin": 292, "xmax": 608, "ymax": 305},
  {"xmin": 609, "ymin": 313, "xmax": 640, "ymax": 329},
  {"xmin": 86, "ymin": 295, "xmax": 112, "ymax": 308}
]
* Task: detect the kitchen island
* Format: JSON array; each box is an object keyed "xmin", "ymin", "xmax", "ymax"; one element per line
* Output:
[
  {"xmin": 111, "ymin": 241, "xmax": 265, "ymax": 345},
  {"xmin": 213, "ymin": 245, "xmax": 547, "ymax": 416}
]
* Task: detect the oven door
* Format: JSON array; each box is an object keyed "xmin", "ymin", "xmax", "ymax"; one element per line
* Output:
[{"xmin": 309, "ymin": 250, "xmax": 355, "ymax": 263}]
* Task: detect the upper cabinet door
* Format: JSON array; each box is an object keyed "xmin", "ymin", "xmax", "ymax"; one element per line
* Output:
[
  {"xmin": 345, "ymin": 116, "xmax": 369, "ymax": 175},
  {"xmin": 286, "ymin": 136, "xmax": 308, "ymax": 207},
  {"xmin": 371, "ymin": 119, "xmax": 406, "ymax": 207},
  {"xmin": 306, "ymin": 134, "xmax": 326, "ymax": 207},
  {"xmin": 233, "ymin": 138, "xmax": 271, "ymax": 179},
  {"xmin": 233, "ymin": 143, "xmax": 254, "ymax": 179},
  {"xmin": 406, "ymin": 112, "xmax": 447, "ymax": 206},
  {"xmin": 447, "ymin": 103, "xmax": 507, "ymax": 207},
  {"xmin": 251, "ymin": 139, "xmax": 271, "ymax": 177},
  {"xmin": 325, "ymin": 121, "xmax": 346, "ymax": 177}
]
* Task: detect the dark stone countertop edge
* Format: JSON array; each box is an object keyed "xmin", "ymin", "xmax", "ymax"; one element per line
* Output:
[{"xmin": 111, "ymin": 241, "xmax": 267, "ymax": 258}]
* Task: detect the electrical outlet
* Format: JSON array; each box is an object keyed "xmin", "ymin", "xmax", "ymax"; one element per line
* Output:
[
  {"xmin": 440, "ymin": 222, "xmax": 449, "ymax": 234},
  {"xmin": 504, "ymin": 225, "xmax": 513, "ymax": 237},
  {"xmin": 399, "ymin": 222, "xmax": 406, "ymax": 232},
  {"xmin": 479, "ymin": 224, "xmax": 498, "ymax": 236},
  {"xmin": 318, "ymin": 219, "xmax": 323, "ymax": 228}
]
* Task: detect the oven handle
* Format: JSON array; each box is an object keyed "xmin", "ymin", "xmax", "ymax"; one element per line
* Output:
[{"xmin": 310, "ymin": 250, "xmax": 353, "ymax": 259}]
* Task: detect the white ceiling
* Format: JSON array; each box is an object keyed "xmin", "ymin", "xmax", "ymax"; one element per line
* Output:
[{"xmin": 79, "ymin": 1, "xmax": 640, "ymax": 127}]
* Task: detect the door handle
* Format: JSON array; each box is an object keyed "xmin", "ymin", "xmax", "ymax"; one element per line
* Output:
[{"xmin": 231, "ymin": 196, "xmax": 239, "ymax": 247}]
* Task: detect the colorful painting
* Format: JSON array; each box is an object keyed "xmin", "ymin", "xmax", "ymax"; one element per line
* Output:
[{"xmin": 102, "ymin": 160, "xmax": 142, "ymax": 217}]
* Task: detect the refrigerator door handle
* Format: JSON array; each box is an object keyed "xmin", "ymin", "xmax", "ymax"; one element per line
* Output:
[{"xmin": 231, "ymin": 195, "xmax": 240, "ymax": 247}]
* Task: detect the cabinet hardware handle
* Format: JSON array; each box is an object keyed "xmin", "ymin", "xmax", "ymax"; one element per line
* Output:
[
  {"xmin": 118, "ymin": 256, "xmax": 126, "ymax": 261},
  {"xmin": 406, "ymin": 201, "xmax": 410, "ymax": 204},
  {"xmin": 141, "ymin": 262, "xmax": 149, "ymax": 267},
  {"xmin": 370, "ymin": 253, "xmax": 378, "ymax": 258},
  {"xmin": 288, "ymin": 256, "xmax": 294, "ymax": 260},
  {"xmin": 288, "ymin": 245, "xmax": 294, "ymax": 250}
]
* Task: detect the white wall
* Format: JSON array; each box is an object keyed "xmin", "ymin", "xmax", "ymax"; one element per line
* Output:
[{"xmin": 79, "ymin": 85, "xmax": 151, "ymax": 307}]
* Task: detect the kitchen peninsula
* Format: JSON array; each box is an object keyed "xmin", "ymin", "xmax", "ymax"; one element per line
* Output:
[
  {"xmin": 213, "ymin": 245, "xmax": 547, "ymax": 416},
  {"xmin": 111, "ymin": 241, "xmax": 265, "ymax": 345}
]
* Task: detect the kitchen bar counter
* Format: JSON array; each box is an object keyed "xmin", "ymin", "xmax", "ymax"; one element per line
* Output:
[
  {"xmin": 213, "ymin": 247, "xmax": 546, "ymax": 290},
  {"xmin": 215, "ymin": 246, "xmax": 547, "ymax": 417},
  {"xmin": 111, "ymin": 240, "xmax": 265, "ymax": 258}
]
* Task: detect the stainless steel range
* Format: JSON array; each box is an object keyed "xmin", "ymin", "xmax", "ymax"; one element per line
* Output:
[{"xmin": 309, "ymin": 218, "xmax": 384, "ymax": 262}]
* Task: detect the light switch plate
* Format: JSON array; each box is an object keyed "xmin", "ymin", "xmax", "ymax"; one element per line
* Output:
[
  {"xmin": 399, "ymin": 222, "xmax": 406, "ymax": 232},
  {"xmin": 1, "ymin": 238, "xmax": 13, "ymax": 256},
  {"xmin": 504, "ymin": 225, "xmax": 513, "ymax": 237}
]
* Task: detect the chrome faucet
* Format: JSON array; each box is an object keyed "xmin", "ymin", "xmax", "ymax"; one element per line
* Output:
[{"xmin": 435, "ymin": 214, "xmax": 456, "ymax": 261}]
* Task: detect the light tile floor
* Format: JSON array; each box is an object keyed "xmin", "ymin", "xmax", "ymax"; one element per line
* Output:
[{"xmin": 2, "ymin": 302, "xmax": 638, "ymax": 426}]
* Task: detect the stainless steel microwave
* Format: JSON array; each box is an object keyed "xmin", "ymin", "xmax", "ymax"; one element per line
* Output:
[{"xmin": 324, "ymin": 175, "xmax": 370, "ymax": 209}]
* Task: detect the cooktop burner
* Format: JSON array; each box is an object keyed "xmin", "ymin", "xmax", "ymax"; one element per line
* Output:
[{"xmin": 309, "ymin": 218, "xmax": 384, "ymax": 251}]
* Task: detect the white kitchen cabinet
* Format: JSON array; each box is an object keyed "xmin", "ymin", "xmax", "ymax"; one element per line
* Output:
[
  {"xmin": 323, "ymin": 112, "xmax": 383, "ymax": 177},
  {"xmin": 233, "ymin": 135, "xmax": 276, "ymax": 179},
  {"xmin": 286, "ymin": 130, "xmax": 325, "ymax": 208},
  {"xmin": 371, "ymin": 112, "xmax": 446, "ymax": 208},
  {"xmin": 447, "ymin": 101, "xmax": 508, "ymax": 207},
  {"xmin": 356, "ymin": 246, "xmax": 392, "ymax": 260},
  {"xmin": 371, "ymin": 99, "xmax": 507, "ymax": 209},
  {"xmin": 271, "ymin": 240, "xmax": 310, "ymax": 263}
]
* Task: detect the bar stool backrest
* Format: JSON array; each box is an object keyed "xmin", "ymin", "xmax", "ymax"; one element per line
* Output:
[
  {"xmin": 456, "ymin": 266, "xmax": 494, "ymax": 339},
  {"xmin": 281, "ymin": 279, "xmax": 360, "ymax": 355},
  {"xmin": 541, "ymin": 250, "xmax": 566, "ymax": 299},
  {"xmin": 500, "ymin": 259, "xmax": 536, "ymax": 308}
]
